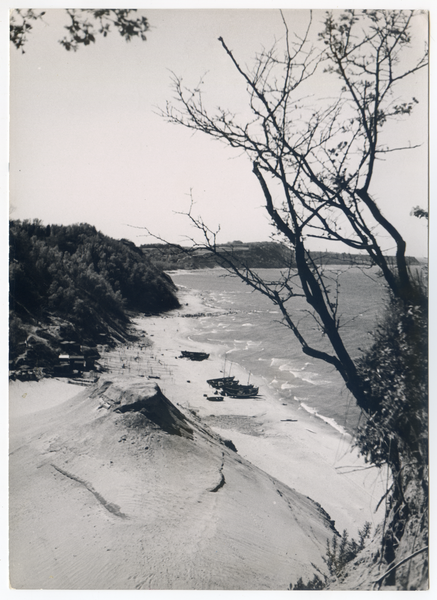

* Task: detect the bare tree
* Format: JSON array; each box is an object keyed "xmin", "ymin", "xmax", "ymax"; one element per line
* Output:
[{"xmin": 161, "ymin": 9, "xmax": 428, "ymax": 414}]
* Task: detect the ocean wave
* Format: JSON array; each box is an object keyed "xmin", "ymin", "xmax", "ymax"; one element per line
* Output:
[
  {"xmin": 289, "ymin": 371, "xmax": 332, "ymax": 386},
  {"xmin": 300, "ymin": 402, "xmax": 349, "ymax": 436},
  {"xmin": 278, "ymin": 363, "xmax": 306, "ymax": 373},
  {"xmin": 277, "ymin": 363, "xmax": 321, "ymax": 382},
  {"xmin": 270, "ymin": 357, "xmax": 289, "ymax": 367}
]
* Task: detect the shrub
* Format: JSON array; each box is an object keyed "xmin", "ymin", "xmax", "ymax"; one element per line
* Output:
[
  {"xmin": 355, "ymin": 294, "xmax": 428, "ymax": 475},
  {"xmin": 325, "ymin": 523, "xmax": 371, "ymax": 579},
  {"xmin": 290, "ymin": 523, "xmax": 371, "ymax": 590}
]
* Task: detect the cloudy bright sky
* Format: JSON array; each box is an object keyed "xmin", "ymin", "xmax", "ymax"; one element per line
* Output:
[{"xmin": 8, "ymin": 5, "xmax": 429, "ymax": 257}]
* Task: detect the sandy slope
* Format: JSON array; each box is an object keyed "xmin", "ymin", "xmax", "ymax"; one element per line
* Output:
[
  {"xmin": 10, "ymin": 379, "xmax": 336, "ymax": 590},
  {"xmin": 9, "ymin": 290, "xmax": 388, "ymax": 590}
]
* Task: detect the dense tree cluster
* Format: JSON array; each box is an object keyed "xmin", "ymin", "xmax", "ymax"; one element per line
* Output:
[{"xmin": 9, "ymin": 220, "xmax": 180, "ymax": 351}]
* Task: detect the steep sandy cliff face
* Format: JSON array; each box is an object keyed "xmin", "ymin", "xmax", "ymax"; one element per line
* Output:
[{"xmin": 10, "ymin": 379, "xmax": 337, "ymax": 590}]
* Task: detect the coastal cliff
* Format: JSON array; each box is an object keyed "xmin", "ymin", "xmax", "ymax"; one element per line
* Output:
[
  {"xmin": 141, "ymin": 241, "xmax": 419, "ymax": 271},
  {"xmin": 141, "ymin": 241, "xmax": 295, "ymax": 270}
]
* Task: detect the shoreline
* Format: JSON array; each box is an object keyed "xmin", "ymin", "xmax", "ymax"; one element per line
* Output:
[
  {"xmin": 9, "ymin": 287, "xmax": 388, "ymax": 541},
  {"xmin": 115, "ymin": 288, "xmax": 387, "ymax": 536}
]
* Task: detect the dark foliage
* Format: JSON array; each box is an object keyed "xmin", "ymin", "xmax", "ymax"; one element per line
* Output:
[
  {"xmin": 356, "ymin": 295, "xmax": 428, "ymax": 472},
  {"xmin": 10, "ymin": 8, "xmax": 149, "ymax": 53},
  {"xmin": 9, "ymin": 219, "xmax": 180, "ymax": 351},
  {"xmin": 411, "ymin": 206, "xmax": 429, "ymax": 220},
  {"xmin": 292, "ymin": 574, "xmax": 325, "ymax": 590},
  {"xmin": 353, "ymin": 287, "xmax": 428, "ymax": 577},
  {"xmin": 325, "ymin": 523, "xmax": 371, "ymax": 579},
  {"xmin": 291, "ymin": 523, "xmax": 371, "ymax": 589}
]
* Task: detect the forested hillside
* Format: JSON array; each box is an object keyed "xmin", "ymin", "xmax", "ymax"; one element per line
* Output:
[{"xmin": 9, "ymin": 220, "xmax": 180, "ymax": 378}]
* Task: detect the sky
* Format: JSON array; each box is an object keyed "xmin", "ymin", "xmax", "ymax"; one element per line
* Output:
[{"xmin": 8, "ymin": 6, "xmax": 430, "ymax": 257}]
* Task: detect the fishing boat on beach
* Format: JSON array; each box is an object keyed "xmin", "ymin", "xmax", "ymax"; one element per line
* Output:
[
  {"xmin": 207, "ymin": 376, "xmax": 259, "ymax": 398},
  {"xmin": 180, "ymin": 351, "xmax": 210, "ymax": 361},
  {"xmin": 207, "ymin": 376, "xmax": 235, "ymax": 388},
  {"xmin": 222, "ymin": 385, "xmax": 259, "ymax": 398},
  {"xmin": 225, "ymin": 389, "xmax": 260, "ymax": 399}
]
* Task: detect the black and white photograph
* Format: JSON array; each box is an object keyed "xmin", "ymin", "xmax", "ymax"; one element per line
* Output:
[{"xmin": 7, "ymin": 3, "xmax": 430, "ymax": 592}]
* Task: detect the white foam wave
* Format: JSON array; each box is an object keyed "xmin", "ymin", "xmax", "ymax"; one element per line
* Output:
[
  {"xmin": 276, "ymin": 363, "xmax": 325, "ymax": 385},
  {"xmin": 270, "ymin": 357, "xmax": 289, "ymax": 367},
  {"xmin": 300, "ymin": 402, "xmax": 349, "ymax": 436},
  {"xmin": 278, "ymin": 363, "xmax": 306, "ymax": 373}
]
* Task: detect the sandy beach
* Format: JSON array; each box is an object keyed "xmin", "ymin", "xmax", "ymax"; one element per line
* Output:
[
  {"xmin": 8, "ymin": 288, "xmax": 388, "ymax": 590},
  {"xmin": 114, "ymin": 290, "xmax": 387, "ymax": 536}
]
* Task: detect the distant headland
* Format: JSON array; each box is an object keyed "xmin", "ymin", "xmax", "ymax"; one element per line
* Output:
[{"xmin": 140, "ymin": 241, "xmax": 420, "ymax": 270}]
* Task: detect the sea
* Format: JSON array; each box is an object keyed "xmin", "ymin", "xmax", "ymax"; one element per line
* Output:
[{"xmin": 169, "ymin": 266, "xmax": 406, "ymax": 436}]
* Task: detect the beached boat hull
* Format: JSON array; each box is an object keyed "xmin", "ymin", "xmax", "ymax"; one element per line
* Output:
[
  {"xmin": 207, "ymin": 376, "xmax": 235, "ymax": 388},
  {"xmin": 180, "ymin": 351, "xmax": 210, "ymax": 361}
]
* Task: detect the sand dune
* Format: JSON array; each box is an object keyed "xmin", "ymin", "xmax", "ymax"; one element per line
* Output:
[
  {"xmin": 10, "ymin": 379, "xmax": 336, "ymax": 590},
  {"xmin": 9, "ymin": 290, "xmax": 387, "ymax": 590}
]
